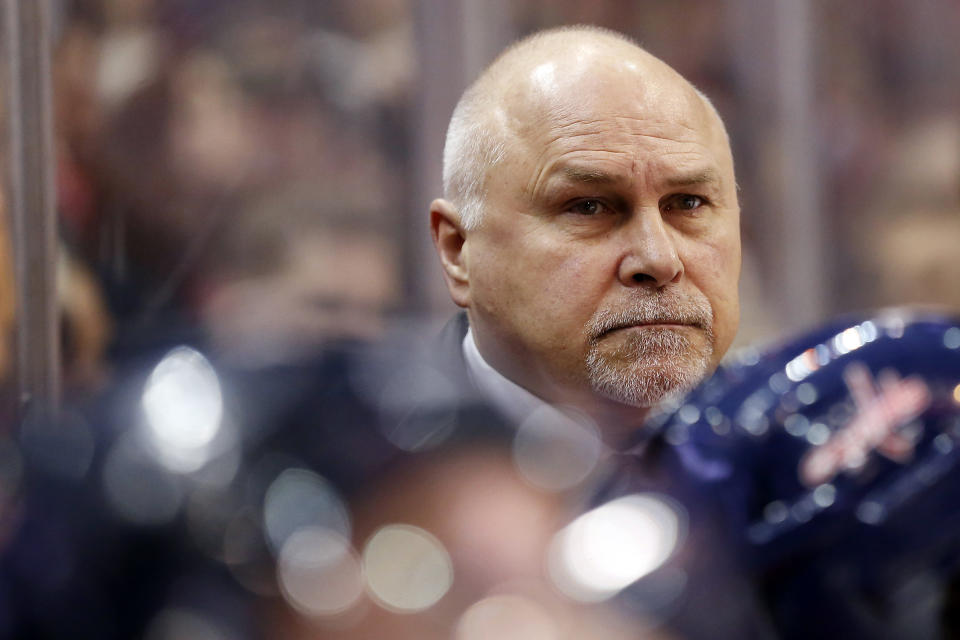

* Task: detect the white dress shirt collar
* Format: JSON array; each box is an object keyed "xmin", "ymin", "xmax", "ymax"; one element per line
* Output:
[{"xmin": 461, "ymin": 326, "xmax": 557, "ymax": 426}]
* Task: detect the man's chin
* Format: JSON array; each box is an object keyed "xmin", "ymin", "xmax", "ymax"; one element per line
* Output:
[
  {"xmin": 591, "ymin": 368, "xmax": 700, "ymax": 408},
  {"xmin": 585, "ymin": 347, "xmax": 712, "ymax": 409}
]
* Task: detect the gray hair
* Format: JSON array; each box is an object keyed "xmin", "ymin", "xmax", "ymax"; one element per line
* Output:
[{"xmin": 441, "ymin": 83, "xmax": 506, "ymax": 231}]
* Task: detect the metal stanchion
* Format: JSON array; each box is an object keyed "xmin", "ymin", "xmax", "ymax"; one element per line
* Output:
[
  {"xmin": 409, "ymin": 0, "xmax": 515, "ymax": 315},
  {"xmin": 3, "ymin": 0, "xmax": 60, "ymax": 418},
  {"xmin": 773, "ymin": 0, "xmax": 824, "ymax": 331}
]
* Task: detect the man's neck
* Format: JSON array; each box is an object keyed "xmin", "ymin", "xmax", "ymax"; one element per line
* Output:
[{"xmin": 462, "ymin": 328, "xmax": 650, "ymax": 444}]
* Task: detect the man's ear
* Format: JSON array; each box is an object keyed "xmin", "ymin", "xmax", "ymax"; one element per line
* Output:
[{"xmin": 430, "ymin": 198, "xmax": 471, "ymax": 308}]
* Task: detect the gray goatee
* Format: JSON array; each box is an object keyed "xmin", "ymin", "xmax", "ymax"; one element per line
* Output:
[{"xmin": 585, "ymin": 288, "xmax": 715, "ymax": 407}]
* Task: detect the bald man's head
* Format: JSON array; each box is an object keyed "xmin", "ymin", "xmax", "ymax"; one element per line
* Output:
[
  {"xmin": 442, "ymin": 25, "xmax": 729, "ymax": 230},
  {"xmin": 431, "ymin": 25, "xmax": 741, "ymax": 426}
]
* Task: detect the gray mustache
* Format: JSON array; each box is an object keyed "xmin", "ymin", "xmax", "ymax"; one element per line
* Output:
[{"xmin": 588, "ymin": 292, "xmax": 713, "ymax": 338}]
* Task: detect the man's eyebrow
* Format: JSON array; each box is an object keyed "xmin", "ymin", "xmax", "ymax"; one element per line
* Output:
[
  {"xmin": 540, "ymin": 164, "xmax": 725, "ymax": 194},
  {"xmin": 664, "ymin": 167, "xmax": 722, "ymax": 188},
  {"xmin": 557, "ymin": 165, "xmax": 623, "ymax": 184}
]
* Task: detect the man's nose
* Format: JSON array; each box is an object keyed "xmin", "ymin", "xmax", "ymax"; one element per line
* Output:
[{"xmin": 617, "ymin": 210, "xmax": 684, "ymax": 288}]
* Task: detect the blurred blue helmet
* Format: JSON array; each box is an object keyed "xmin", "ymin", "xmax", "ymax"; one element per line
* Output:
[{"xmin": 609, "ymin": 309, "xmax": 960, "ymax": 639}]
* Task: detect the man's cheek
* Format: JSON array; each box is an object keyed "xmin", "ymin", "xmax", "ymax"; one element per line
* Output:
[
  {"xmin": 687, "ymin": 235, "xmax": 738, "ymax": 282},
  {"xmin": 538, "ymin": 249, "xmax": 595, "ymax": 295}
]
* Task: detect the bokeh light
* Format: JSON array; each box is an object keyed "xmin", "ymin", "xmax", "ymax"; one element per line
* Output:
[
  {"xmin": 548, "ymin": 494, "xmax": 683, "ymax": 602},
  {"xmin": 785, "ymin": 348, "xmax": 819, "ymax": 382},
  {"xmin": 805, "ymin": 422, "xmax": 831, "ymax": 446},
  {"xmin": 143, "ymin": 608, "xmax": 230, "ymax": 640},
  {"xmin": 455, "ymin": 594, "xmax": 558, "ymax": 640},
  {"xmin": 141, "ymin": 347, "xmax": 224, "ymax": 473},
  {"xmin": 278, "ymin": 527, "xmax": 364, "ymax": 618},
  {"xmin": 784, "ymin": 414, "xmax": 810, "ymax": 438},
  {"xmin": 934, "ymin": 433, "xmax": 953, "ymax": 454},
  {"xmin": 835, "ymin": 325, "xmax": 863, "ymax": 354},
  {"xmin": 943, "ymin": 327, "xmax": 960, "ymax": 350},
  {"xmin": 812, "ymin": 483, "xmax": 837, "ymax": 508},
  {"xmin": 263, "ymin": 468, "xmax": 351, "ymax": 554},
  {"xmin": 512, "ymin": 406, "xmax": 604, "ymax": 491},
  {"xmin": 763, "ymin": 500, "xmax": 789, "ymax": 524},
  {"xmin": 796, "ymin": 382, "xmax": 818, "ymax": 405},
  {"xmin": 362, "ymin": 524, "xmax": 453, "ymax": 613},
  {"xmin": 856, "ymin": 500, "xmax": 886, "ymax": 525},
  {"xmin": 102, "ymin": 430, "xmax": 184, "ymax": 525}
]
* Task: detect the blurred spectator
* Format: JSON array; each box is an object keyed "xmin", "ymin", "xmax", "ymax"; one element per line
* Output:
[
  {"xmin": 198, "ymin": 183, "xmax": 400, "ymax": 367},
  {"xmin": 58, "ymin": 246, "xmax": 113, "ymax": 389},
  {"xmin": 50, "ymin": 0, "xmax": 412, "ymax": 370},
  {"xmin": 867, "ymin": 209, "xmax": 960, "ymax": 311},
  {"xmin": 858, "ymin": 114, "xmax": 960, "ymax": 312}
]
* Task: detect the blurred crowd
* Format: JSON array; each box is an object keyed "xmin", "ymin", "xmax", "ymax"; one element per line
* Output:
[
  {"xmin": 0, "ymin": 0, "xmax": 959, "ymax": 638},
  {"xmin": 48, "ymin": 0, "xmax": 414, "ymax": 376}
]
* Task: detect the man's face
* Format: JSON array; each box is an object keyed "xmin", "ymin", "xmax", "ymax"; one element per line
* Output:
[{"xmin": 462, "ymin": 52, "xmax": 741, "ymax": 414}]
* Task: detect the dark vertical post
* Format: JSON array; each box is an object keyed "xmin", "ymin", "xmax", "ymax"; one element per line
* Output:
[{"xmin": 3, "ymin": 0, "xmax": 60, "ymax": 416}]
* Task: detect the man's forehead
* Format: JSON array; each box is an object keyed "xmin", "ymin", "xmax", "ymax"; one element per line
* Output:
[
  {"xmin": 528, "ymin": 152, "xmax": 729, "ymax": 204},
  {"xmin": 462, "ymin": 30, "xmax": 736, "ymax": 204},
  {"xmin": 507, "ymin": 83, "xmax": 730, "ymax": 184},
  {"xmin": 495, "ymin": 36, "xmax": 690, "ymax": 105},
  {"xmin": 492, "ymin": 43, "xmax": 721, "ymax": 150}
]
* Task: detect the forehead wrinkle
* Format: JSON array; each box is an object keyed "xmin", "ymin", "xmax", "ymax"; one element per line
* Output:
[
  {"xmin": 524, "ymin": 149, "xmax": 728, "ymax": 206},
  {"xmin": 505, "ymin": 88, "xmax": 729, "ymax": 201},
  {"xmin": 524, "ymin": 146, "xmax": 636, "ymax": 199},
  {"xmin": 646, "ymin": 154, "xmax": 731, "ymax": 200},
  {"xmin": 523, "ymin": 131, "xmax": 716, "ymax": 199},
  {"xmin": 522, "ymin": 120, "xmax": 713, "ymax": 176},
  {"xmin": 537, "ymin": 159, "xmax": 635, "ymax": 196},
  {"xmin": 546, "ymin": 113, "xmax": 707, "ymax": 142}
]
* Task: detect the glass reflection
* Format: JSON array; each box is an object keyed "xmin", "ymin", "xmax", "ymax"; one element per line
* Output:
[
  {"xmin": 263, "ymin": 468, "xmax": 351, "ymax": 554},
  {"xmin": 548, "ymin": 494, "xmax": 683, "ymax": 603},
  {"xmin": 143, "ymin": 608, "xmax": 230, "ymax": 640},
  {"xmin": 455, "ymin": 594, "xmax": 558, "ymax": 640},
  {"xmin": 141, "ymin": 347, "xmax": 224, "ymax": 473},
  {"xmin": 277, "ymin": 527, "xmax": 364, "ymax": 618},
  {"xmin": 512, "ymin": 406, "xmax": 603, "ymax": 492},
  {"xmin": 145, "ymin": 609, "xmax": 230, "ymax": 640},
  {"xmin": 944, "ymin": 327, "xmax": 960, "ymax": 350},
  {"xmin": 362, "ymin": 524, "xmax": 453, "ymax": 613}
]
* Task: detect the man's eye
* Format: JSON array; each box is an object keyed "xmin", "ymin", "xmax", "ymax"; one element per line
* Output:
[
  {"xmin": 662, "ymin": 194, "xmax": 704, "ymax": 212},
  {"xmin": 569, "ymin": 199, "xmax": 607, "ymax": 216}
]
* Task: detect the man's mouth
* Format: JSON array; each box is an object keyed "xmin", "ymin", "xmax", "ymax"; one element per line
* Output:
[
  {"xmin": 598, "ymin": 319, "xmax": 702, "ymax": 339},
  {"xmin": 586, "ymin": 290, "xmax": 715, "ymax": 344}
]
